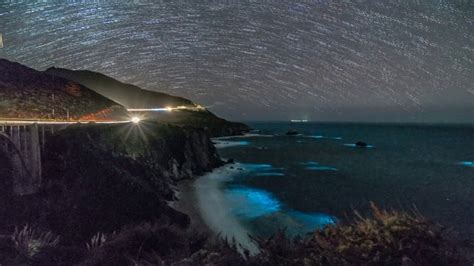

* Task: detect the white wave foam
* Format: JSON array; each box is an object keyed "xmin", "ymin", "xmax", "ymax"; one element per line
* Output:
[
  {"xmin": 194, "ymin": 164, "xmax": 259, "ymax": 254},
  {"xmin": 212, "ymin": 133, "xmax": 274, "ymax": 140},
  {"xmin": 213, "ymin": 140, "xmax": 250, "ymax": 148}
]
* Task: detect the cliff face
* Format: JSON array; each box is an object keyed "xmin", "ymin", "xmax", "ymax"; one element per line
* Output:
[
  {"xmin": 0, "ymin": 122, "xmax": 221, "ymax": 240},
  {"xmin": 0, "ymin": 122, "xmax": 225, "ymax": 263},
  {"xmin": 36, "ymin": 122, "xmax": 222, "ymax": 242}
]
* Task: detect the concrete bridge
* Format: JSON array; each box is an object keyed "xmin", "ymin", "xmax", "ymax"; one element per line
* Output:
[
  {"xmin": 0, "ymin": 120, "xmax": 131, "ymax": 195},
  {"xmin": 0, "ymin": 123, "xmax": 56, "ymax": 195}
]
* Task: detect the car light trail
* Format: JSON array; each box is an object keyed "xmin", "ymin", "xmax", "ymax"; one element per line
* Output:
[
  {"xmin": 127, "ymin": 105, "xmax": 206, "ymax": 112},
  {"xmin": 0, "ymin": 119, "xmax": 131, "ymax": 125},
  {"xmin": 127, "ymin": 108, "xmax": 172, "ymax": 112}
]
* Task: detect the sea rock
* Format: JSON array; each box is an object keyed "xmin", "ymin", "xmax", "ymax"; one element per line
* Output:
[
  {"xmin": 286, "ymin": 130, "xmax": 299, "ymax": 136},
  {"xmin": 355, "ymin": 141, "xmax": 368, "ymax": 147}
]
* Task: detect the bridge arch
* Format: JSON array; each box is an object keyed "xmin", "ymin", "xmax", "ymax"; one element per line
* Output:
[{"xmin": 0, "ymin": 126, "xmax": 42, "ymax": 195}]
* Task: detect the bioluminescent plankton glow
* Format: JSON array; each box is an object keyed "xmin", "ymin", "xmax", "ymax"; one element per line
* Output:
[
  {"xmin": 225, "ymin": 187, "xmax": 282, "ymax": 219},
  {"xmin": 255, "ymin": 172, "xmax": 285, "ymax": 177},
  {"xmin": 306, "ymin": 166, "xmax": 339, "ymax": 171},
  {"xmin": 458, "ymin": 161, "xmax": 474, "ymax": 168}
]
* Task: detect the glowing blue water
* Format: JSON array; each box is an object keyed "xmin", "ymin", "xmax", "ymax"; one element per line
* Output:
[
  {"xmin": 288, "ymin": 211, "xmax": 337, "ymax": 229},
  {"xmin": 213, "ymin": 140, "xmax": 251, "ymax": 148},
  {"xmin": 241, "ymin": 163, "xmax": 273, "ymax": 171},
  {"xmin": 256, "ymin": 172, "xmax": 285, "ymax": 176},
  {"xmin": 459, "ymin": 161, "xmax": 473, "ymax": 167},
  {"xmin": 224, "ymin": 186, "xmax": 337, "ymax": 235},
  {"xmin": 307, "ymin": 135, "xmax": 342, "ymax": 140},
  {"xmin": 217, "ymin": 122, "xmax": 474, "ymax": 240},
  {"xmin": 306, "ymin": 166, "xmax": 338, "ymax": 171},
  {"xmin": 225, "ymin": 187, "xmax": 281, "ymax": 219},
  {"xmin": 300, "ymin": 161, "xmax": 319, "ymax": 166},
  {"xmin": 301, "ymin": 161, "xmax": 338, "ymax": 171}
]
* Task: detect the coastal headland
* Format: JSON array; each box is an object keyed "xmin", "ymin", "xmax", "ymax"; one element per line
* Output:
[{"xmin": 0, "ymin": 59, "xmax": 470, "ymax": 265}]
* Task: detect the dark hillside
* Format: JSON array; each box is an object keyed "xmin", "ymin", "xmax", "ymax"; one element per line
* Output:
[
  {"xmin": 46, "ymin": 67, "xmax": 194, "ymax": 109},
  {"xmin": 46, "ymin": 67, "xmax": 250, "ymax": 136},
  {"xmin": 0, "ymin": 59, "xmax": 126, "ymax": 121}
]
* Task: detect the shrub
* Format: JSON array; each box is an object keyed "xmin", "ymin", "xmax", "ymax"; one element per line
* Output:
[
  {"xmin": 83, "ymin": 220, "xmax": 198, "ymax": 264},
  {"xmin": 248, "ymin": 203, "xmax": 467, "ymax": 265},
  {"xmin": 11, "ymin": 224, "xmax": 60, "ymax": 259},
  {"xmin": 86, "ymin": 232, "xmax": 107, "ymax": 252}
]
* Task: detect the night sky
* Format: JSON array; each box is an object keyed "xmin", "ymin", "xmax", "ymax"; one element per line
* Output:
[{"xmin": 0, "ymin": 1, "xmax": 473, "ymax": 123}]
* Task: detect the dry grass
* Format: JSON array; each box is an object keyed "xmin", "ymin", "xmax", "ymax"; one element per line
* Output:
[
  {"xmin": 86, "ymin": 232, "xmax": 107, "ymax": 252},
  {"xmin": 3, "ymin": 204, "xmax": 469, "ymax": 265},
  {"xmin": 11, "ymin": 224, "xmax": 60, "ymax": 258},
  {"xmin": 248, "ymin": 203, "xmax": 466, "ymax": 265}
]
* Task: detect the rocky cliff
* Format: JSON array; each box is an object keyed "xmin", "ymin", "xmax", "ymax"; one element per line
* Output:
[
  {"xmin": 40, "ymin": 122, "xmax": 222, "ymax": 241},
  {"xmin": 0, "ymin": 122, "xmax": 223, "ymax": 263}
]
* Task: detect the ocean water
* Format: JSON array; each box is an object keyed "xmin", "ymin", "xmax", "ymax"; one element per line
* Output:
[{"xmin": 213, "ymin": 122, "xmax": 474, "ymax": 240}]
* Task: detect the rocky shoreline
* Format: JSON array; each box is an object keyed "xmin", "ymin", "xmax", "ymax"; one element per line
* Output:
[{"xmin": 0, "ymin": 122, "xmax": 228, "ymax": 264}]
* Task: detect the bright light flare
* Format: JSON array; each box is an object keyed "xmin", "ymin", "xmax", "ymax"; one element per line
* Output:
[{"xmin": 131, "ymin": 117, "xmax": 141, "ymax": 124}]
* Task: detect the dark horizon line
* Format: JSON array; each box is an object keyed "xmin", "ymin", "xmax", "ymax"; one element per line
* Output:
[{"xmin": 235, "ymin": 120, "xmax": 474, "ymax": 126}]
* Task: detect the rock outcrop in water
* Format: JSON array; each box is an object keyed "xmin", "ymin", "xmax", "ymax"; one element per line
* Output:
[
  {"xmin": 285, "ymin": 130, "xmax": 299, "ymax": 136},
  {"xmin": 355, "ymin": 141, "xmax": 368, "ymax": 147}
]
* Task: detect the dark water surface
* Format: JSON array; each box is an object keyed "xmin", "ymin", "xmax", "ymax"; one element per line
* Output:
[{"xmin": 216, "ymin": 122, "xmax": 474, "ymax": 239}]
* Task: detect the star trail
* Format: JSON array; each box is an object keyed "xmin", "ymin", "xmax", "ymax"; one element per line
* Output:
[{"xmin": 0, "ymin": 1, "xmax": 473, "ymax": 122}]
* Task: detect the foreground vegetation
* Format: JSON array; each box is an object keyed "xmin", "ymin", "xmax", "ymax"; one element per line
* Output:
[{"xmin": 0, "ymin": 203, "xmax": 469, "ymax": 265}]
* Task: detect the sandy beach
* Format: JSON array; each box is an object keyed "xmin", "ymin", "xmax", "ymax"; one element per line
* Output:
[{"xmin": 173, "ymin": 162, "xmax": 259, "ymax": 254}]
